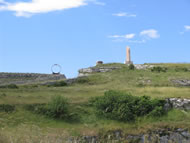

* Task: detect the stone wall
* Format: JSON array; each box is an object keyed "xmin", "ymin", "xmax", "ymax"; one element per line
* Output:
[{"xmin": 0, "ymin": 73, "xmax": 66, "ymax": 85}]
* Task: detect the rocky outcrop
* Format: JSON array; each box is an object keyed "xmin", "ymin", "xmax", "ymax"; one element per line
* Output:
[
  {"xmin": 67, "ymin": 128, "xmax": 190, "ymax": 143},
  {"xmin": 78, "ymin": 64, "xmax": 154, "ymax": 77},
  {"xmin": 165, "ymin": 98, "xmax": 190, "ymax": 110},
  {"xmin": 0, "ymin": 73, "xmax": 66, "ymax": 85},
  {"xmin": 78, "ymin": 66, "xmax": 121, "ymax": 77},
  {"xmin": 134, "ymin": 64, "xmax": 154, "ymax": 70},
  {"xmin": 171, "ymin": 79, "xmax": 190, "ymax": 86}
]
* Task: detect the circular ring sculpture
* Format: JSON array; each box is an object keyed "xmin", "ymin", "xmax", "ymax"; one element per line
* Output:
[{"xmin": 51, "ymin": 64, "xmax": 62, "ymax": 74}]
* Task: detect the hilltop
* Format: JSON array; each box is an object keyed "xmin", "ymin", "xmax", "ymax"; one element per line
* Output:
[{"xmin": 1, "ymin": 63, "xmax": 190, "ymax": 142}]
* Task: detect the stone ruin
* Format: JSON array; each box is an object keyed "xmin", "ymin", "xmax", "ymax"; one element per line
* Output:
[
  {"xmin": 0, "ymin": 73, "xmax": 66, "ymax": 86},
  {"xmin": 96, "ymin": 61, "xmax": 103, "ymax": 66}
]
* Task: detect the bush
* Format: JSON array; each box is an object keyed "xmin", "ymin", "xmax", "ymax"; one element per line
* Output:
[
  {"xmin": 25, "ymin": 96, "xmax": 69, "ymax": 119},
  {"xmin": 0, "ymin": 93, "xmax": 7, "ymax": 97},
  {"xmin": 151, "ymin": 66, "xmax": 167, "ymax": 73},
  {"xmin": 148, "ymin": 106, "xmax": 165, "ymax": 117},
  {"xmin": 175, "ymin": 67, "xmax": 188, "ymax": 72},
  {"xmin": 45, "ymin": 95, "xmax": 69, "ymax": 119},
  {"xmin": 23, "ymin": 84, "xmax": 38, "ymax": 88},
  {"xmin": 76, "ymin": 77, "xmax": 90, "ymax": 84},
  {"xmin": 0, "ymin": 104, "xmax": 15, "ymax": 112},
  {"xmin": 0, "ymin": 84, "xmax": 18, "ymax": 89},
  {"xmin": 91, "ymin": 90, "xmax": 166, "ymax": 122},
  {"xmin": 24, "ymin": 104, "xmax": 46, "ymax": 114},
  {"xmin": 48, "ymin": 81, "xmax": 67, "ymax": 87},
  {"xmin": 129, "ymin": 64, "xmax": 135, "ymax": 70}
]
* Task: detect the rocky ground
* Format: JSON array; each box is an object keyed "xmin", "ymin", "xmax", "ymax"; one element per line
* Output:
[{"xmin": 67, "ymin": 128, "xmax": 190, "ymax": 143}]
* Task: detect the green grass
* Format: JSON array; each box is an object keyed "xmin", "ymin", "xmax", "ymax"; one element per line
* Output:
[{"xmin": 1, "ymin": 63, "xmax": 190, "ymax": 142}]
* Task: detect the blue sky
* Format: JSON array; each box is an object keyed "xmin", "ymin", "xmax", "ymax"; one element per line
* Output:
[{"xmin": 0, "ymin": 0, "xmax": 190, "ymax": 78}]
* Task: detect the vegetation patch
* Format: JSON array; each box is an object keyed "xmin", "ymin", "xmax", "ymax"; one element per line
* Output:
[
  {"xmin": 24, "ymin": 103, "xmax": 46, "ymax": 114},
  {"xmin": 0, "ymin": 93, "xmax": 7, "ymax": 97},
  {"xmin": 175, "ymin": 66, "xmax": 189, "ymax": 72},
  {"xmin": 91, "ymin": 90, "xmax": 166, "ymax": 122},
  {"xmin": 128, "ymin": 64, "xmax": 135, "ymax": 70},
  {"xmin": 0, "ymin": 104, "xmax": 15, "ymax": 112},
  {"xmin": 0, "ymin": 84, "xmax": 18, "ymax": 89},
  {"xmin": 0, "ymin": 132, "xmax": 9, "ymax": 143},
  {"xmin": 47, "ymin": 81, "xmax": 67, "ymax": 87},
  {"xmin": 24, "ymin": 96, "xmax": 79, "ymax": 121},
  {"xmin": 151, "ymin": 66, "xmax": 167, "ymax": 72},
  {"xmin": 76, "ymin": 77, "xmax": 90, "ymax": 84},
  {"xmin": 45, "ymin": 95, "xmax": 69, "ymax": 119}
]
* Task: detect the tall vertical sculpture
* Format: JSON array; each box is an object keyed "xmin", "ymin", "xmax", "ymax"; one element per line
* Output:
[{"xmin": 125, "ymin": 46, "xmax": 133, "ymax": 64}]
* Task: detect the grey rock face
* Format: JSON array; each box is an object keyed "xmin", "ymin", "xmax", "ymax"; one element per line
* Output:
[
  {"xmin": 171, "ymin": 79, "xmax": 190, "ymax": 86},
  {"xmin": 134, "ymin": 64, "xmax": 154, "ymax": 70},
  {"xmin": 78, "ymin": 66, "xmax": 121, "ymax": 77},
  {"xmin": 165, "ymin": 98, "xmax": 190, "ymax": 110},
  {"xmin": 78, "ymin": 64, "xmax": 154, "ymax": 77}
]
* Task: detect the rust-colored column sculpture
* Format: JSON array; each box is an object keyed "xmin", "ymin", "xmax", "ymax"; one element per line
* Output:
[{"xmin": 125, "ymin": 46, "xmax": 133, "ymax": 64}]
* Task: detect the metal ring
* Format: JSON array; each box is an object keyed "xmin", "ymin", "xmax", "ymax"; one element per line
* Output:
[{"xmin": 51, "ymin": 64, "xmax": 62, "ymax": 74}]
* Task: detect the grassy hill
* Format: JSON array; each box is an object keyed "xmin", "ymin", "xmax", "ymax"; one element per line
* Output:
[{"xmin": 1, "ymin": 63, "xmax": 190, "ymax": 142}]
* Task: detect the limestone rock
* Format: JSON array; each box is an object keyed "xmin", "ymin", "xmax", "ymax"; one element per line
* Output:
[
  {"xmin": 134, "ymin": 64, "xmax": 154, "ymax": 70},
  {"xmin": 165, "ymin": 98, "xmax": 190, "ymax": 110},
  {"xmin": 171, "ymin": 79, "xmax": 190, "ymax": 86},
  {"xmin": 78, "ymin": 66, "xmax": 121, "ymax": 77}
]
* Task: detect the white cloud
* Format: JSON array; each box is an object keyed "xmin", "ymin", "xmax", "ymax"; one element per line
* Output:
[
  {"xmin": 113, "ymin": 12, "xmax": 136, "ymax": 17},
  {"xmin": 109, "ymin": 34, "xmax": 145, "ymax": 43},
  {"xmin": 180, "ymin": 25, "xmax": 190, "ymax": 35},
  {"xmin": 140, "ymin": 29, "xmax": 160, "ymax": 39},
  {"xmin": 185, "ymin": 25, "xmax": 190, "ymax": 31},
  {"xmin": 109, "ymin": 29, "xmax": 160, "ymax": 43},
  {"xmin": 88, "ymin": 0, "xmax": 105, "ymax": 6},
  {"xmin": 0, "ymin": 0, "xmax": 89, "ymax": 17},
  {"xmin": 127, "ymin": 39, "xmax": 146, "ymax": 44},
  {"xmin": 109, "ymin": 33, "xmax": 135, "ymax": 40},
  {"xmin": 124, "ymin": 34, "xmax": 136, "ymax": 39}
]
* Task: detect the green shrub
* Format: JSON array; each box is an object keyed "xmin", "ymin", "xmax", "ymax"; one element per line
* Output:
[
  {"xmin": 48, "ymin": 81, "xmax": 67, "ymax": 87},
  {"xmin": 148, "ymin": 106, "xmax": 165, "ymax": 117},
  {"xmin": 76, "ymin": 77, "xmax": 90, "ymax": 84},
  {"xmin": 24, "ymin": 96, "xmax": 79, "ymax": 121},
  {"xmin": 25, "ymin": 96, "xmax": 69, "ymax": 119},
  {"xmin": 24, "ymin": 104, "xmax": 46, "ymax": 114},
  {"xmin": 0, "ymin": 104, "xmax": 15, "ymax": 112},
  {"xmin": 175, "ymin": 67, "xmax": 188, "ymax": 72},
  {"xmin": 45, "ymin": 95, "xmax": 69, "ymax": 119},
  {"xmin": 7, "ymin": 84, "xmax": 18, "ymax": 89},
  {"xmin": 91, "ymin": 90, "xmax": 166, "ymax": 122},
  {"xmin": 23, "ymin": 84, "xmax": 38, "ymax": 88},
  {"xmin": 0, "ymin": 93, "xmax": 7, "ymax": 97},
  {"xmin": 151, "ymin": 66, "xmax": 167, "ymax": 72},
  {"xmin": 0, "ymin": 84, "xmax": 18, "ymax": 89},
  {"xmin": 129, "ymin": 64, "xmax": 135, "ymax": 70}
]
